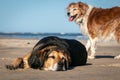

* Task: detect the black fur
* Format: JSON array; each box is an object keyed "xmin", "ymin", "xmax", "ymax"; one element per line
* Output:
[{"xmin": 28, "ymin": 36, "xmax": 88, "ymax": 69}]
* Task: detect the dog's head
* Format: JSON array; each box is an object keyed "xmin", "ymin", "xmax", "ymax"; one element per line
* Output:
[
  {"xmin": 36, "ymin": 46, "xmax": 71, "ymax": 71},
  {"xmin": 67, "ymin": 2, "xmax": 88, "ymax": 22}
]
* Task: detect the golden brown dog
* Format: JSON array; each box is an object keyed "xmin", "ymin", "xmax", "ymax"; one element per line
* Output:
[
  {"xmin": 67, "ymin": 2, "xmax": 120, "ymax": 59},
  {"xmin": 6, "ymin": 36, "xmax": 87, "ymax": 71}
]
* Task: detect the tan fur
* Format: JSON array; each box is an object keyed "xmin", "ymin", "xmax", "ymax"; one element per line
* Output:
[
  {"xmin": 11, "ymin": 58, "xmax": 23, "ymax": 68},
  {"xmin": 8, "ymin": 52, "xmax": 31, "ymax": 69},
  {"xmin": 43, "ymin": 51, "xmax": 65, "ymax": 71},
  {"xmin": 22, "ymin": 52, "xmax": 31, "ymax": 69}
]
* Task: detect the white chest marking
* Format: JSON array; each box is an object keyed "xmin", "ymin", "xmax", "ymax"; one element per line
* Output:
[{"xmin": 76, "ymin": 5, "xmax": 93, "ymax": 35}]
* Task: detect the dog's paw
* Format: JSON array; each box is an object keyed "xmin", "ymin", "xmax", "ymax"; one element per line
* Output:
[
  {"xmin": 88, "ymin": 56, "xmax": 95, "ymax": 59},
  {"xmin": 114, "ymin": 55, "xmax": 120, "ymax": 59},
  {"xmin": 6, "ymin": 65, "xmax": 18, "ymax": 70}
]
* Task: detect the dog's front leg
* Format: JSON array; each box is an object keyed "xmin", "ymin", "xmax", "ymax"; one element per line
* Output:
[
  {"xmin": 86, "ymin": 40, "xmax": 91, "ymax": 59},
  {"xmin": 87, "ymin": 38, "xmax": 97, "ymax": 59},
  {"xmin": 86, "ymin": 40, "xmax": 91, "ymax": 52},
  {"xmin": 114, "ymin": 55, "xmax": 120, "ymax": 59}
]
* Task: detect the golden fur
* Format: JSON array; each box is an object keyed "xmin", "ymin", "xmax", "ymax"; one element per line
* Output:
[{"xmin": 67, "ymin": 2, "xmax": 120, "ymax": 59}]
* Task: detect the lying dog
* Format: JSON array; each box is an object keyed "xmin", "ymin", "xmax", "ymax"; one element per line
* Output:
[
  {"xmin": 67, "ymin": 2, "xmax": 120, "ymax": 59},
  {"xmin": 6, "ymin": 36, "xmax": 87, "ymax": 71}
]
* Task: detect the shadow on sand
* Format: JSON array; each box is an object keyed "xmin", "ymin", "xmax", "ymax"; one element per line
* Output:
[
  {"xmin": 95, "ymin": 55, "xmax": 114, "ymax": 59},
  {"xmin": 68, "ymin": 63, "xmax": 92, "ymax": 70}
]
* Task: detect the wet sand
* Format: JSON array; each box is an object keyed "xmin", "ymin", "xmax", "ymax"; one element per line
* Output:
[{"xmin": 0, "ymin": 38, "xmax": 120, "ymax": 80}]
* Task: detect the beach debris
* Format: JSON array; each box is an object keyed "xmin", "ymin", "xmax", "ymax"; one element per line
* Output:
[{"xmin": 27, "ymin": 42, "xmax": 30, "ymax": 44}]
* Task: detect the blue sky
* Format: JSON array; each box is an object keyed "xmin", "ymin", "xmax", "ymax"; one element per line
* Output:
[{"xmin": 0, "ymin": 0, "xmax": 120, "ymax": 33}]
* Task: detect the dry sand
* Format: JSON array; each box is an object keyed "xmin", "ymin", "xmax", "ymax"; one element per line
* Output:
[{"xmin": 0, "ymin": 37, "xmax": 120, "ymax": 80}]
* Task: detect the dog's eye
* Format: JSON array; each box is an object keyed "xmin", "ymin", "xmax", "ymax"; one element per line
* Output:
[
  {"xmin": 48, "ymin": 56, "xmax": 55, "ymax": 59},
  {"xmin": 73, "ymin": 9, "xmax": 77, "ymax": 11}
]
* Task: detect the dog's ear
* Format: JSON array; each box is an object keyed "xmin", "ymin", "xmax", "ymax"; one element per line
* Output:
[
  {"xmin": 64, "ymin": 53, "xmax": 71, "ymax": 69},
  {"xmin": 36, "ymin": 49, "xmax": 50, "ymax": 69},
  {"xmin": 78, "ymin": 2, "xmax": 88, "ymax": 14}
]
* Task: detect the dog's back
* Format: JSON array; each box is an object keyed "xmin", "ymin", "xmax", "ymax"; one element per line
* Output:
[{"xmin": 64, "ymin": 39, "xmax": 87, "ymax": 66}]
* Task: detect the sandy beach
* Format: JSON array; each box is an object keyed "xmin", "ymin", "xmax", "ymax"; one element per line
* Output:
[{"xmin": 0, "ymin": 37, "xmax": 120, "ymax": 80}]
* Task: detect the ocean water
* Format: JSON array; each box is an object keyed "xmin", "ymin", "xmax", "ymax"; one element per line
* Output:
[{"xmin": 0, "ymin": 32, "xmax": 88, "ymax": 40}]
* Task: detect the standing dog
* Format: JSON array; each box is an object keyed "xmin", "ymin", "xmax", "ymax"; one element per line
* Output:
[
  {"xmin": 67, "ymin": 2, "xmax": 120, "ymax": 59},
  {"xmin": 6, "ymin": 36, "xmax": 87, "ymax": 71}
]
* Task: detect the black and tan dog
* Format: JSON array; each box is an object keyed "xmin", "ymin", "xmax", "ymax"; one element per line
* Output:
[{"xmin": 6, "ymin": 36, "xmax": 87, "ymax": 71}]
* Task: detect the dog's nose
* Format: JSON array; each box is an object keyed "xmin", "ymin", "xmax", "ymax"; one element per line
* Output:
[
  {"xmin": 58, "ymin": 61, "xmax": 64, "ymax": 66},
  {"xmin": 67, "ymin": 12, "xmax": 70, "ymax": 16},
  {"xmin": 57, "ymin": 58, "xmax": 67, "ymax": 71},
  {"xmin": 58, "ymin": 57, "xmax": 65, "ymax": 66}
]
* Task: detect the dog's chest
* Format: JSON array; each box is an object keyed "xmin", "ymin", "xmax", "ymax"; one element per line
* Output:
[{"xmin": 76, "ymin": 18, "xmax": 89, "ymax": 35}]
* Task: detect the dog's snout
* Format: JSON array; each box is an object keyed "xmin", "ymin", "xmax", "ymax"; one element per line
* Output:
[
  {"xmin": 58, "ymin": 60, "xmax": 64, "ymax": 66},
  {"xmin": 57, "ymin": 57, "xmax": 67, "ymax": 71},
  {"xmin": 58, "ymin": 58, "xmax": 65, "ymax": 66},
  {"xmin": 67, "ymin": 12, "xmax": 70, "ymax": 16},
  {"xmin": 58, "ymin": 62, "xmax": 63, "ymax": 66}
]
